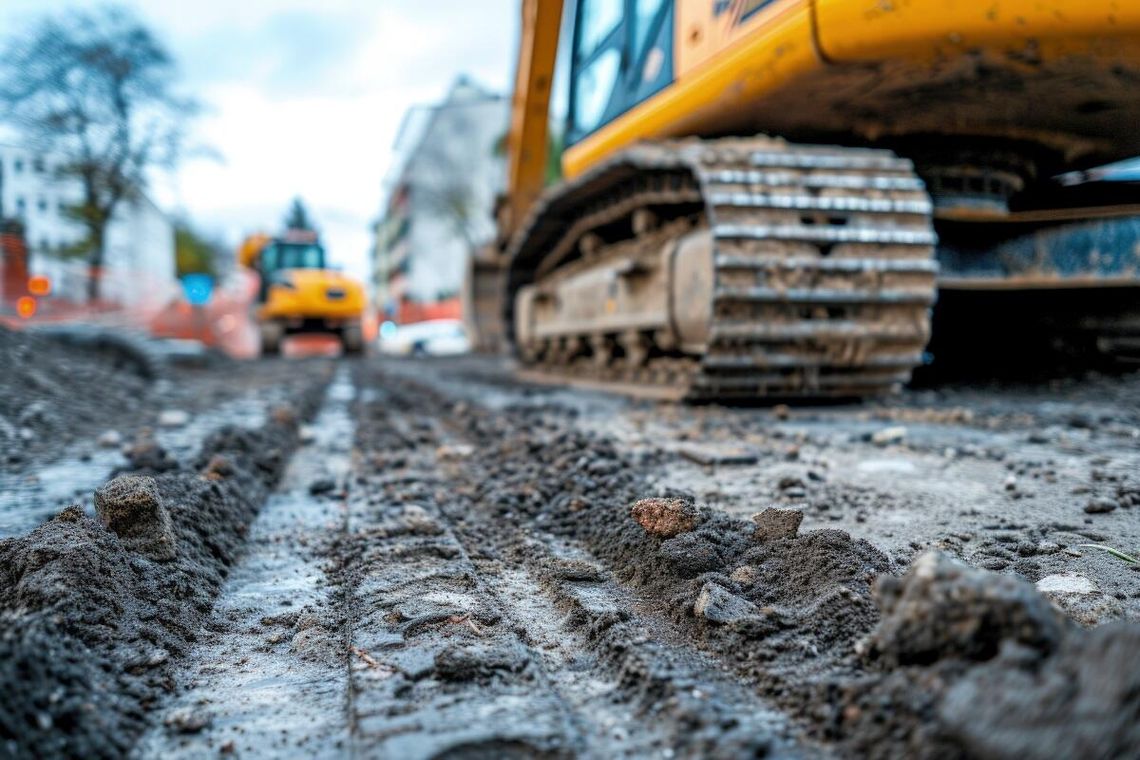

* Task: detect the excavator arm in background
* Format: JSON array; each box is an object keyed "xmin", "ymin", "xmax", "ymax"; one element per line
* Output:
[{"xmin": 501, "ymin": 0, "xmax": 563, "ymax": 242}]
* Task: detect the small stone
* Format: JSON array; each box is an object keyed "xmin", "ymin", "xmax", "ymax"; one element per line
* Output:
[
  {"xmin": 202, "ymin": 454, "xmax": 234, "ymax": 480},
  {"xmin": 164, "ymin": 709, "xmax": 210, "ymax": 734},
  {"xmin": 94, "ymin": 475, "xmax": 177, "ymax": 560},
  {"xmin": 1004, "ymin": 475, "xmax": 1017, "ymax": 491},
  {"xmin": 1085, "ymin": 498, "xmax": 1118, "ymax": 514},
  {"xmin": 1036, "ymin": 573, "xmax": 1099, "ymax": 596},
  {"xmin": 18, "ymin": 427, "xmax": 34, "ymax": 442},
  {"xmin": 729, "ymin": 565, "xmax": 758, "ymax": 585},
  {"xmin": 694, "ymin": 582, "xmax": 762, "ymax": 624},
  {"xmin": 773, "ymin": 404, "xmax": 790, "ymax": 421},
  {"xmin": 97, "ymin": 430, "xmax": 123, "ymax": 448},
  {"xmin": 631, "ymin": 497, "xmax": 698, "ymax": 538},
  {"xmin": 436, "ymin": 444, "xmax": 474, "ymax": 460},
  {"xmin": 270, "ymin": 403, "xmax": 298, "ymax": 426},
  {"xmin": 157, "ymin": 409, "xmax": 190, "ymax": 428},
  {"xmin": 871, "ymin": 426, "xmax": 907, "ymax": 446},
  {"xmin": 298, "ymin": 425, "xmax": 317, "ymax": 444},
  {"xmin": 751, "ymin": 507, "xmax": 803, "ymax": 541},
  {"xmin": 309, "ymin": 477, "xmax": 337, "ymax": 496}
]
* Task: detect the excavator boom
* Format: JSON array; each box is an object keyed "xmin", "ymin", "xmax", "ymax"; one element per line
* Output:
[{"xmin": 502, "ymin": 0, "xmax": 563, "ymax": 239}]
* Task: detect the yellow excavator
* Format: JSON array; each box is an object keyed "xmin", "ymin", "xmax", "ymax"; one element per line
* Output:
[
  {"xmin": 486, "ymin": 0, "xmax": 1140, "ymax": 400},
  {"xmin": 239, "ymin": 230, "xmax": 367, "ymax": 355}
]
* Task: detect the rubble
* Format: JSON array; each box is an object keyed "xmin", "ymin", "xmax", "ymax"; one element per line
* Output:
[
  {"xmin": 751, "ymin": 507, "xmax": 803, "ymax": 540},
  {"xmin": 694, "ymin": 582, "xmax": 762, "ymax": 624},
  {"xmin": 94, "ymin": 475, "xmax": 177, "ymax": 560},
  {"xmin": 864, "ymin": 551, "xmax": 1071, "ymax": 666},
  {"xmin": 630, "ymin": 497, "xmax": 698, "ymax": 538}
]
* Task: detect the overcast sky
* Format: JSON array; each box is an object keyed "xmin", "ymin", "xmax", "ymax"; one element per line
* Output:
[{"xmin": 0, "ymin": 0, "xmax": 520, "ymax": 281}]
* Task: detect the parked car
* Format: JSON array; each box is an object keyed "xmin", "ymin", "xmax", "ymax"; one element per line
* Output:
[{"xmin": 378, "ymin": 319, "xmax": 471, "ymax": 357}]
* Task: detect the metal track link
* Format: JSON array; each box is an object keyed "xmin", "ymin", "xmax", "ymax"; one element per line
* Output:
[
  {"xmin": 506, "ymin": 137, "xmax": 938, "ymax": 401},
  {"xmin": 693, "ymin": 141, "xmax": 937, "ymax": 398}
]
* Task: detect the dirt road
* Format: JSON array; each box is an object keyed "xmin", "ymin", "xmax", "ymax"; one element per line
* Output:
[{"xmin": 3, "ymin": 332, "xmax": 1140, "ymax": 757}]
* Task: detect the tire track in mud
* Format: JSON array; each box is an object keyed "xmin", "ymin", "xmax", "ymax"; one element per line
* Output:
[
  {"xmin": 339, "ymin": 386, "xmax": 582, "ymax": 758},
  {"xmin": 345, "ymin": 367, "xmax": 801, "ymax": 758},
  {"xmin": 363, "ymin": 359, "xmax": 1140, "ymax": 759},
  {"xmin": 137, "ymin": 368, "xmax": 356, "ymax": 758},
  {"xmin": 0, "ymin": 364, "xmax": 333, "ymax": 758}
]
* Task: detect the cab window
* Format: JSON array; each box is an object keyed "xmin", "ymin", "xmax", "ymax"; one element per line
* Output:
[{"xmin": 568, "ymin": 0, "xmax": 673, "ymax": 144}]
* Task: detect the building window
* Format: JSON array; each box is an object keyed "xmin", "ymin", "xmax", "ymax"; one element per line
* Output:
[
  {"xmin": 15, "ymin": 197, "xmax": 25, "ymax": 215},
  {"xmin": 37, "ymin": 197, "xmax": 48, "ymax": 213},
  {"xmin": 39, "ymin": 237, "xmax": 49, "ymax": 251},
  {"xmin": 13, "ymin": 159, "xmax": 23, "ymax": 174},
  {"xmin": 32, "ymin": 156, "xmax": 45, "ymax": 173}
]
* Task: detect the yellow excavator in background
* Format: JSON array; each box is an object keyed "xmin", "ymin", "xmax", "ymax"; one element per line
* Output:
[
  {"xmin": 239, "ymin": 230, "xmax": 367, "ymax": 355},
  {"xmin": 482, "ymin": 0, "xmax": 1140, "ymax": 400}
]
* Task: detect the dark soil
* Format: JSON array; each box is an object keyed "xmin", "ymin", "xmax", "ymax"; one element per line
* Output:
[
  {"xmin": 0, "ymin": 367, "xmax": 330, "ymax": 758},
  {"xmin": 0, "ymin": 326, "xmax": 151, "ymax": 467},
  {"xmin": 360, "ymin": 364, "xmax": 1140, "ymax": 759}
]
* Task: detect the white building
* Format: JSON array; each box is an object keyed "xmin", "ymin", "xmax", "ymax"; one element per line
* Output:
[
  {"xmin": 0, "ymin": 144, "xmax": 176, "ymax": 305},
  {"xmin": 372, "ymin": 77, "xmax": 508, "ymax": 318}
]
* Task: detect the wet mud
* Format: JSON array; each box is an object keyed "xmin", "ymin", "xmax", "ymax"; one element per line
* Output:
[
  {"xmin": 0, "ymin": 364, "xmax": 330, "ymax": 758},
  {"xmin": 3, "ymin": 351, "xmax": 1140, "ymax": 758}
]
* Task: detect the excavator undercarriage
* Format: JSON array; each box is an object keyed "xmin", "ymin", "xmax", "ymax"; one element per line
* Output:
[{"xmin": 506, "ymin": 138, "xmax": 937, "ymax": 400}]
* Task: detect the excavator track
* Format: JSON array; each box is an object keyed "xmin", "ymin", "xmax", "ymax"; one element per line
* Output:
[{"xmin": 505, "ymin": 137, "xmax": 938, "ymax": 401}]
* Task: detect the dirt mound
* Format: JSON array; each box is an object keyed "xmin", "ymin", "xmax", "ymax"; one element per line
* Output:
[
  {"xmin": 941, "ymin": 623, "xmax": 1140, "ymax": 759},
  {"xmin": 866, "ymin": 551, "xmax": 1072, "ymax": 666},
  {"xmin": 0, "ymin": 380, "xmax": 326, "ymax": 757},
  {"xmin": 430, "ymin": 384, "xmax": 1140, "ymax": 759},
  {"xmin": 0, "ymin": 326, "xmax": 151, "ymax": 466}
]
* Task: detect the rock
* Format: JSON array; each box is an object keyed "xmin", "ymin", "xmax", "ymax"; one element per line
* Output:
[
  {"xmin": 437, "ymin": 444, "xmax": 474, "ymax": 460},
  {"xmin": 695, "ymin": 582, "xmax": 762, "ymax": 624},
  {"xmin": 157, "ymin": 409, "xmax": 190, "ymax": 428},
  {"xmin": 778, "ymin": 475, "xmax": 805, "ymax": 491},
  {"xmin": 729, "ymin": 565, "xmax": 758, "ymax": 585},
  {"xmin": 164, "ymin": 709, "xmax": 210, "ymax": 734},
  {"xmin": 1036, "ymin": 573, "xmax": 1098, "ymax": 595},
  {"xmin": 631, "ymin": 497, "xmax": 698, "ymax": 538},
  {"xmin": 270, "ymin": 403, "xmax": 298, "ymax": 426},
  {"xmin": 97, "ymin": 429, "xmax": 123, "ymax": 448},
  {"xmin": 1084, "ymin": 498, "xmax": 1117, "ymax": 514},
  {"xmin": 121, "ymin": 435, "xmax": 178, "ymax": 474},
  {"xmin": 308, "ymin": 477, "xmax": 337, "ymax": 496},
  {"xmin": 871, "ymin": 426, "xmax": 907, "ymax": 446},
  {"xmin": 93, "ymin": 475, "xmax": 177, "ymax": 560},
  {"xmin": 863, "ymin": 551, "xmax": 1070, "ymax": 666},
  {"xmin": 202, "ymin": 454, "xmax": 234, "ymax": 480},
  {"xmin": 401, "ymin": 504, "xmax": 439, "ymax": 534},
  {"xmin": 751, "ymin": 507, "xmax": 803, "ymax": 541}
]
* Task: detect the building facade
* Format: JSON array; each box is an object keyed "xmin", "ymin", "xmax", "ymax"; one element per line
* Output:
[
  {"xmin": 372, "ymin": 77, "xmax": 508, "ymax": 321},
  {"xmin": 0, "ymin": 144, "xmax": 176, "ymax": 305}
]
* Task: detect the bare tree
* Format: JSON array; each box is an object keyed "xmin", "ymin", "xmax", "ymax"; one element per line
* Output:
[{"xmin": 0, "ymin": 6, "xmax": 197, "ymax": 301}]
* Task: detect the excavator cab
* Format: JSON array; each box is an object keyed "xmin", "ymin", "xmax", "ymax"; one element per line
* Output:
[
  {"xmin": 244, "ymin": 229, "xmax": 367, "ymax": 356},
  {"xmin": 256, "ymin": 236, "xmax": 327, "ymax": 303}
]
